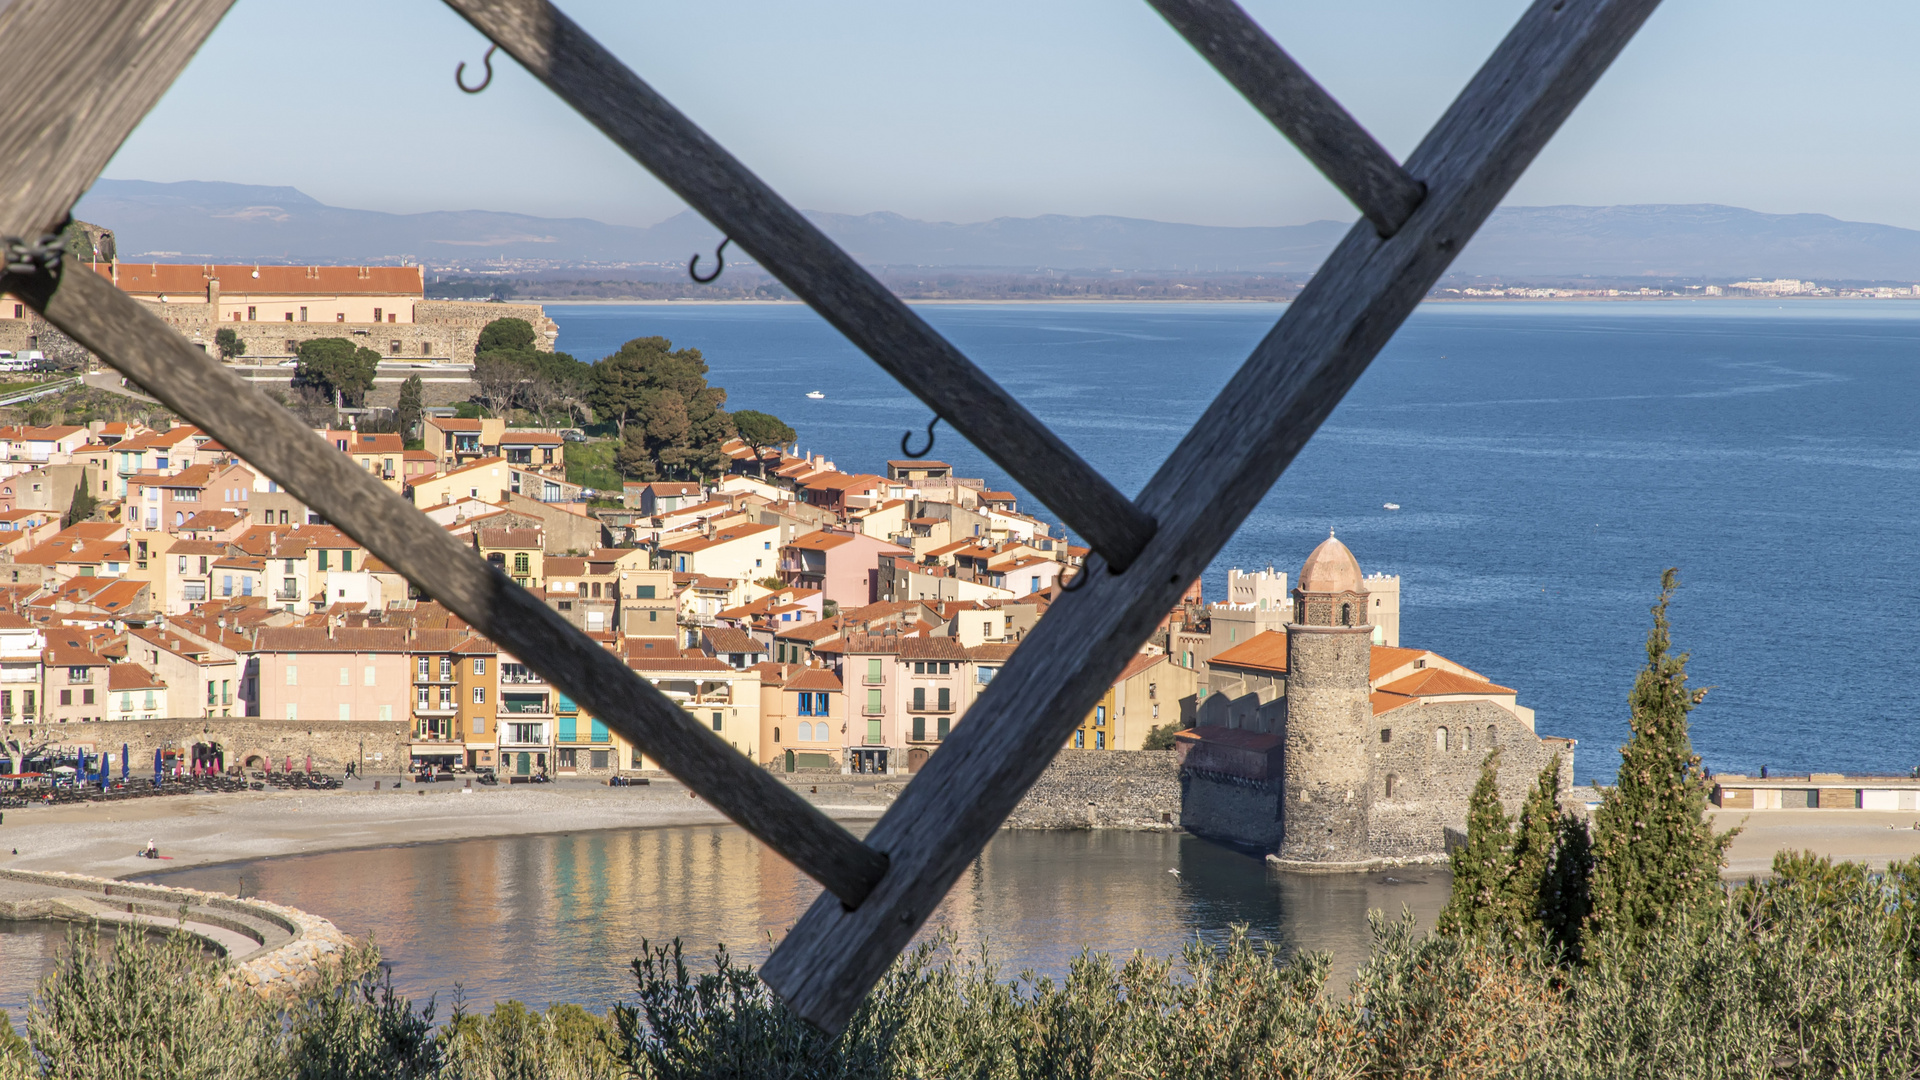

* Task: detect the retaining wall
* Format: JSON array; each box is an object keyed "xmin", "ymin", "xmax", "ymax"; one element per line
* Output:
[{"xmin": 22, "ymin": 717, "xmax": 410, "ymax": 773}]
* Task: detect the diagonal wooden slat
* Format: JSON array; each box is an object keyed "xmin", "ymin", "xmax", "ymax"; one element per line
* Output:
[
  {"xmin": 0, "ymin": 265, "xmax": 889, "ymax": 907},
  {"xmin": 1146, "ymin": 0, "xmax": 1425, "ymax": 237},
  {"xmin": 0, "ymin": 0, "xmax": 887, "ymax": 906},
  {"xmin": 760, "ymin": 0, "xmax": 1663, "ymax": 1031},
  {"xmin": 437, "ymin": 0, "xmax": 1159, "ymax": 572},
  {"xmin": 0, "ymin": 0, "xmax": 237, "ymax": 238}
]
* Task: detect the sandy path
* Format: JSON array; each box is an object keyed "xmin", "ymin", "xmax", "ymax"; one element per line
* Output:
[{"xmin": 0, "ymin": 778, "xmax": 888, "ymax": 881}]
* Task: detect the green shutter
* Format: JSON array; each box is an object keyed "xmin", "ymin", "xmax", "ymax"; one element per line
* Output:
[
  {"xmin": 866, "ymin": 718, "xmax": 882, "ymax": 744},
  {"xmin": 638, "ymin": 585, "xmax": 655, "ymax": 599},
  {"xmin": 866, "ymin": 688, "xmax": 881, "ymax": 713},
  {"xmin": 866, "ymin": 658, "xmax": 881, "ymax": 680},
  {"xmin": 591, "ymin": 718, "xmax": 609, "ymax": 743},
  {"xmin": 912, "ymin": 717, "xmax": 925, "ymax": 741},
  {"xmin": 938, "ymin": 687, "xmax": 950, "ymax": 711},
  {"xmin": 558, "ymin": 716, "xmax": 576, "ymax": 742}
]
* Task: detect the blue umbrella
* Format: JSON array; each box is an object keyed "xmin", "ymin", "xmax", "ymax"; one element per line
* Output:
[
  {"xmin": 97, "ymin": 759, "xmax": 107, "ymax": 790},
  {"xmin": 121, "ymin": 743, "xmax": 128, "ymax": 780},
  {"xmin": 76, "ymin": 748, "xmax": 86, "ymax": 776},
  {"xmin": 153, "ymin": 748, "xmax": 162, "ymax": 786}
]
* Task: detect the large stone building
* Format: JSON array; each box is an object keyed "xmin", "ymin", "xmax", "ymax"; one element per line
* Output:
[
  {"xmin": 1177, "ymin": 532, "xmax": 1573, "ymax": 868},
  {"xmin": 1, "ymin": 262, "xmax": 554, "ymax": 364}
]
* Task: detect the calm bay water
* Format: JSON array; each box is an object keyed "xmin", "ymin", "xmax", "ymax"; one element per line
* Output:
[
  {"xmin": 558, "ymin": 299, "xmax": 1920, "ymax": 783},
  {"xmin": 115, "ymin": 828, "xmax": 1445, "ymax": 1016}
]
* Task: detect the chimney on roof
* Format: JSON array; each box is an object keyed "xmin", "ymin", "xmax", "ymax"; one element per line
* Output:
[{"xmin": 326, "ymin": 623, "xmax": 334, "ymax": 640}]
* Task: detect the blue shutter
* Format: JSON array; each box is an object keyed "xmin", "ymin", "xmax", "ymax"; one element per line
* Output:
[
  {"xmin": 591, "ymin": 718, "xmax": 609, "ymax": 743},
  {"xmin": 558, "ymin": 715, "xmax": 576, "ymax": 742}
]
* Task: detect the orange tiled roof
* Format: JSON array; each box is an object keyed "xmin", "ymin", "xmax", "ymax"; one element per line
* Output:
[
  {"xmin": 1210, "ymin": 630, "xmax": 1288, "ymax": 673},
  {"xmin": 96, "ymin": 262, "xmax": 423, "ymax": 297},
  {"xmin": 1376, "ymin": 667, "xmax": 1515, "ymax": 698}
]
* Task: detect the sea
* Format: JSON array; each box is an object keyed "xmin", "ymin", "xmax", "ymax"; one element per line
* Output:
[{"xmin": 551, "ymin": 298, "xmax": 1920, "ymax": 785}]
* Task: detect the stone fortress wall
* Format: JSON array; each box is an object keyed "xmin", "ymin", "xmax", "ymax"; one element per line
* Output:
[
  {"xmin": 1367, "ymin": 700, "xmax": 1574, "ymax": 860},
  {"xmin": 23, "ymin": 717, "xmax": 411, "ymax": 774}
]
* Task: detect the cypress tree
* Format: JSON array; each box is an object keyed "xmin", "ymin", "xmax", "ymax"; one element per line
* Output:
[
  {"xmin": 1543, "ymin": 808, "xmax": 1593, "ymax": 960},
  {"xmin": 1586, "ymin": 568, "xmax": 1733, "ymax": 948},
  {"xmin": 1437, "ymin": 748, "xmax": 1512, "ymax": 938},
  {"xmin": 1505, "ymin": 755, "xmax": 1563, "ymax": 930}
]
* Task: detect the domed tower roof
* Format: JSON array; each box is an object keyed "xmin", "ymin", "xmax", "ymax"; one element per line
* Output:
[{"xmin": 1296, "ymin": 530, "xmax": 1363, "ymax": 595}]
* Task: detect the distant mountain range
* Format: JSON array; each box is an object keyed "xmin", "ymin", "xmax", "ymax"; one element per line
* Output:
[{"xmin": 72, "ymin": 179, "xmax": 1920, "ymax": 282}]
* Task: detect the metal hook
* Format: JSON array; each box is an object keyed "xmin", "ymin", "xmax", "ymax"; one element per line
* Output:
[
  {"xmin": 1061, "ymin": 560, "xmax": 1095, "ymax": 593},
  {"xmin": 457, "ymin": 45, "xmax": 497, "ymax": 93},
  {"xmin": 900, "ymin": 416, "xmax": 939, "ymax": 458},
  {"xmin": 690, "ymin": 237, "xmax": 730, "ymax": 283}
]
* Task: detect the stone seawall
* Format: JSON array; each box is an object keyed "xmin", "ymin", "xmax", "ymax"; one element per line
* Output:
[
  {"xmin": 0, "ymin": 868, "xmax": 354, "ymax": 999},
  {"xmin": 22, "ymin": 717, "xmax": 410, "ymax": 773},
  {"xmin": 1004, "ymin": 749, "xmax": 1181, "ymax": 830}
]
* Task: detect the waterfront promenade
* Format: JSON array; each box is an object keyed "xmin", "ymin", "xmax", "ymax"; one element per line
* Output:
[{"xmin": 0, "ymin": 776, "xmax": 891, "ymax": 881}]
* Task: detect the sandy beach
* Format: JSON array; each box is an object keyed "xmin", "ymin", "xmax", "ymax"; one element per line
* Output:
[
  {"xmin": 0, "ymin": 776, "xmax": 890, "ymax": 881},
  {"xmin": 1, "ymin": 778, "xmax": 1911, "ymax": 886}
]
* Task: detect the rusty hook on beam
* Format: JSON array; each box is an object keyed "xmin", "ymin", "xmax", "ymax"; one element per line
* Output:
[
  {"xmin": 690, "ymin": 237, "xmax": 729, "ymax": 283},
  {"xmin": 457, "ymin": 45, "xmax": 497, "ymax": 93},
  {"xmin": 900, "ymin": 416, "xmax": 938, "ymax": 459}
]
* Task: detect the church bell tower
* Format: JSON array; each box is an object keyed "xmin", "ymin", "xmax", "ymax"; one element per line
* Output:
[{"xmin": 1279, "ymin": 530, "xmax": 1376, "ymax": 863}]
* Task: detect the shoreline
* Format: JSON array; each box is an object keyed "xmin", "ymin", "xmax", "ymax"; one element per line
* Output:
[{"xmin": 0, "ymin": 777, "xmax": 890, "ymax": 883}]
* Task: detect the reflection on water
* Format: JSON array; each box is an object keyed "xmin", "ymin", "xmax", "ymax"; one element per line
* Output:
[{"xmin": 8, "ymin": 827, "xmax": 1449, "ymax": 1015}]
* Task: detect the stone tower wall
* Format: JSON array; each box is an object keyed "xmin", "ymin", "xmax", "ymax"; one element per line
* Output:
[
  {"xmin": 1278, "ymin": 623, "xmax": 1374, "ymax": 862},
  {"xmin": 1367, "ymin": 699, "xmax": 1575, "ymax": 859}
]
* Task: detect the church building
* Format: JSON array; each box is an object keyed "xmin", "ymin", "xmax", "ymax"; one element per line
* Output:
[{"xmin": 1175, "ymin": 532, "xmax": 1574, "ymax": 867}]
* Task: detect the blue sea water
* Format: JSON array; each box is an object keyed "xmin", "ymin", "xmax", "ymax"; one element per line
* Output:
[{"xmin": 550, "ymin": 300, "xmax": 1920, "ymax": 785}]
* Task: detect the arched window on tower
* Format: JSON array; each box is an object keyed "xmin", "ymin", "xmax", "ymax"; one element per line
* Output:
[
  {"xmin": 1341, "ymin": 603, "xmax": 1352, "ymax": 626},
  {"xmin": 1384, "ymin": 773, "xmax": 1397, "ymax": 798},
  {"xmin": 1487, "ymin": 724, "xmax": 1497, "ymax": 748},
  {"xmin": 1465, "ymin": 728, "xmax": 1473, "ymax": 752},
  {"xmin": 1436, "ymin": 727, "xmax": 1449, "ymax": 752}
]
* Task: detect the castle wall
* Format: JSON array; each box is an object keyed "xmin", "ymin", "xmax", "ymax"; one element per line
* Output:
[
  {"xmin": 1367, "ymin": 699, "xmax": 1574, "ymax": 859},
  {"xmin": 26, "ymin": 717, "xmax": 410, "ymax": 773},
  {"xmin": 1278, "ymin": 623, "xmax": 1374, "ymax": 862},
  {"xmin": 1003, "ymin": 749, "xmax": 1181, "ymax": 829},
  {"xmin": 1180, "ymin": 770, "xmax": 1283, "ymax": 849}
]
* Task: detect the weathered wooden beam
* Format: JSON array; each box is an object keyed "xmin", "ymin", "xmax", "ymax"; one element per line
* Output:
[
  {"xmin": 0, "ymin": 0, "xmax": 236, "ymax": 239},
  {"xmin": 1, "ymin": 264, "xmax": 888, "ymax": 908},
  {"xmin": 1146, "ymin": 0, "xmax": 1424, "ymax": 237},
  {"xmin": 438, "ymin": 0, "xmax": 1159, "ymax": 571},
  {"xmin": 761, "ymin": 0, "xmax": 1662, "ymax": 1032}
]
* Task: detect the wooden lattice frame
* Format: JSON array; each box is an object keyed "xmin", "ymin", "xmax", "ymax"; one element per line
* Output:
[{"xmin": 0, "ymin": 0, "xmax": 1659, "ymax": 1032}]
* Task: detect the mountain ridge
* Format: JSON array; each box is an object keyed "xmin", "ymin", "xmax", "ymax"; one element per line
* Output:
[{"xmin": 72, "ymin": 179, "xmax": 1920, "ymax": 281}]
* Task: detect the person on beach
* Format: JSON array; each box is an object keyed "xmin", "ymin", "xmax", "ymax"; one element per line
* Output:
[{"xmin": 144, "ymin": 838, "xmax": 157, "ymax": 859}]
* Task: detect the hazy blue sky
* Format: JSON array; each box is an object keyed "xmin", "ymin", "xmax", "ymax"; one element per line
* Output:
[{"xmin": 102, "ymin": 0, "xmax": 1920, "ymax": 229}]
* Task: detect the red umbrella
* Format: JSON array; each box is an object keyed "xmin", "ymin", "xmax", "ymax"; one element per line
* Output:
[{"xmin": 305, "ymin": 754, "xmax": 312, "ymax": 773}]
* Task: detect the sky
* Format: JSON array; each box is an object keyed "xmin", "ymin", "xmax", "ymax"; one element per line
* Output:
[{"xmin": 99, "ymin": 0, "xmax": 1920, "ymax": 231}]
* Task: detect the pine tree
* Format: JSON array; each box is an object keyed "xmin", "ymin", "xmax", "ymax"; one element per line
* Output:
[
  {"xmin": 1586, "ymin": 568, "xmax": 1733, "ymax": 949},
  {"xmin": 1437, "ymin": 748, "xmax": 1513, "ymax": 938}
]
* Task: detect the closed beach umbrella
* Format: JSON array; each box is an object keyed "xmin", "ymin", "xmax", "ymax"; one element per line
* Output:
[
  {"xmin": 121, "ymin": 744, "xmax": 128, "ymax": 779},
  {"xmin": 152, "ymin": 748, "xmax": 162, "ymax": 780},
  {"xmin": 76, "ymin": 749, "xmax": 85, "ymax": 776},
  {"xmin": 305, "ymin": 754, "xmax": 312, "ymax": 773}
]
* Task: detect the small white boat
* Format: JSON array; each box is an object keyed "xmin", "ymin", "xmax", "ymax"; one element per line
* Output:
[
  {"xmin": 805, "ymin": 390, "xmax": 825, "ymax": 399},
  {"xmin": 1382, "ymin": 502, "xmax": 1401, "ymax": 511}
]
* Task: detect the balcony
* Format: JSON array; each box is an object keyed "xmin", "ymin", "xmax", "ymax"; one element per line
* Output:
[
  {"xmin": 500, "ymin": 670, "xmax": 546, "ymax": 685},
  {"xmin": 501, "ymin": 693, "xmax": 550, "ymax": 715}
]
